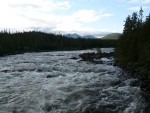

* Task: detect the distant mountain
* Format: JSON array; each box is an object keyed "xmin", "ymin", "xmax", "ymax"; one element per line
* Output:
[
  {"xmin": 101, "ymin": 33, "xmax": 121, "ymax": 40},
  {"xmin": 64, "ymin": 33, "xmax": 96, "ymax": 39},
  {"xmin": 64, "ymin": 33, "xmax": 81, "ymax": 38},
  {"xmin": 82, "ymin": 35, "xmax": 96, "ymax": 39}
]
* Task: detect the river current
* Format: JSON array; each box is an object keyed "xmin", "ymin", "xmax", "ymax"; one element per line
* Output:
[{"xmin": 0, "ymin": 48, "xmax": 148, "ymax": 113}]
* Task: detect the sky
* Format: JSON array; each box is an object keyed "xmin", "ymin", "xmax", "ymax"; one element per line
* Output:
[{"xmin": 0, "ymin": 0, "xmax": 150, "ymax": 37}]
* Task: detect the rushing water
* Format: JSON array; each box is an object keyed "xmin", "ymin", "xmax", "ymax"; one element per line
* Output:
[{"xmin": 0, "ymin": 48, "xmax": 148, "ymax": 113}]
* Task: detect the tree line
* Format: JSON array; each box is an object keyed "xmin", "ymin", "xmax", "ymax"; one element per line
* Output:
[
  {"xmin": 115, "ymin": 7, "xmax": 150, "ymax": 77},
  {"xmin": 0, "ymin": 31, "xmax": 116, "ymax": 56}
]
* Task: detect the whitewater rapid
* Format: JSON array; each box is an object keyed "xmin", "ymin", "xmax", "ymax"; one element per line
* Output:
[{"xmin": 0, "ymin": 48, "xmax": 147, "ymax": 113}]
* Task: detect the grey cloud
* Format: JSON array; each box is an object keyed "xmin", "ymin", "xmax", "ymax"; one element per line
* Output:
[
  {"xmin": 28, "ymin": 27, "xmax": 56, "ymax": 33},
  {"xmin": 18, "ymin": 14, "xmax": 53, "ymax": 25},
  {"xmin": 29, "ymin": 18, "xmax": 50, "ymax": 24},
  {"xmin": 9, "ymin": 3, "xmax": 40, "ymax": 8},
  {"xmin": 59, "ymin": 30, "xmax": 113, "ymax": 37}
]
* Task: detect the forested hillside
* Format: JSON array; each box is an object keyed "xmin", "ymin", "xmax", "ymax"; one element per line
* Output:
[
  {"xmin": 101, "ymin": 33, "xmax": 121, "ymax": 40},
  {"xmin": 115, "ymin": 8, "xmax": 150, "ymax": 78},
  {"xmin": 0, "ymin": 31, "xmax": 116, "ymax": 56}
]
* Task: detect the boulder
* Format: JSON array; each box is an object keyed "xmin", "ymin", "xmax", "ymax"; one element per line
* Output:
[{"xmin": 70, "ymin": 57, "xmax": 78, "ymax": 60}]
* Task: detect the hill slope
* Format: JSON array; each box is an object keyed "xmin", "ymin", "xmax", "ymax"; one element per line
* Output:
[
  {"xmin": 101, "ymin": 33, "xmax": 121, "ymax": 40},
  {"xmin": 64, "ymin": 34, "xmax": 96, "ymax": 39},
  {"xmin": 82, "ymin": 35, "xmax": 96, "ymax": 39},
  {"xmin": 64, "ymin": 33, "xmax": 81, "ymax": 38}
]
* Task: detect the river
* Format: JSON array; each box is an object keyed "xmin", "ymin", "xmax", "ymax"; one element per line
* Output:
[{"xmin": 0, "ymin": 48, "xmax": 148, "ymax": 113}]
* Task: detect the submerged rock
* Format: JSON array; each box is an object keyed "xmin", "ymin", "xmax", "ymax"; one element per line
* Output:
[
  {"xmin": 111, "ymin": 80, "xmax": 121, "ymax": 86},
  {"xmin": 42, "ymin": 103, "xmax": 59, "ymax": 112},
  {"xmin": 129, "ymin": 80, "xmax": 140, "ymax": 87},
  {"xmin": 46, "ymin": 75, "xmax": 58, "ymax": 78},
  {"xmin": 70, "ymin": 57, "xmax": 78, "ymax": 60}
]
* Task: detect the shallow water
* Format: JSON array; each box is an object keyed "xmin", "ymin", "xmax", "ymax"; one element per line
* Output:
[{"xmin": 0, "ymin": 48, "xmax": 147, "ymax": 113}]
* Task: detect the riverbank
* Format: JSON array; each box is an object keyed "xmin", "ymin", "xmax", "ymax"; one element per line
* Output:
[
  {"xmin": 0, "ymin": 31, "xmax": 117, "ymax": 57},
  {"xmin": 114, "ymin": 61, "xmax": 150, "ymax": 92},
  {"xmin": 79, "ymin": 50, "xmax": 149, "ymax": 91},
  {"xmin": 114, "ymin": 59, "xmax": 150, "ymax": 112}
]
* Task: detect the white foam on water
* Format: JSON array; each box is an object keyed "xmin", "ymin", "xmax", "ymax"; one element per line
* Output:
[{"xmin": 0, "ymin": 49, "xmax": 147, "ymax": 113}]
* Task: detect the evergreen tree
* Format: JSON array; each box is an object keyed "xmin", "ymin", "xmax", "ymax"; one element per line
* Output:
[
  {"xmin": 123, "ymin": 15, "xmax": 132, "ymax": 34},
  {"xmin": 115, "ymin": 9, "xmax": 150, "ymax": 77},
  {"xmin": 139, "ymin": 7, "xmax": 143, "ymax": 24},
  {"xmin": 131, "ymin": 12, "xmax": 138, "ymax": 31},
  {"xmin": 0, "ymin": 31, "xmax": 117, "ymax": 56}
]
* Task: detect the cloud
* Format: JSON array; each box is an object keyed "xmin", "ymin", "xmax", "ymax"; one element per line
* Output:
[
  {"xmin": 0, "ymin": 0, "xmax": 114, "ymax": 34},
  {"xmin": 52, "ymin": 10, "xmax": 114, "ymax": 32},
  {"xmin": 0, "ymin": 0, "xmax": 71, "ymax": 28},
  {"xmin": 102, "ymin": 13, "xmax": 114, "ymax": 17},
  {"xmin": 128, "ymin": 6, "xmax": 149, "ymax": 11},
  {"xmin": 28, "ymin": 27, "xmax": 55, "ymax": 32},
  {"xmin": 7, "ymin": 0, "xmax": 71, "ymax": 12},
  {"xmin": 73, "ymin": 10, "xmax": 100, "ymax": 23}
]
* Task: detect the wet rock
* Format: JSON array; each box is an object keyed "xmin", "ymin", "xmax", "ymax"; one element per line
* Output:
[
  {"xmin": 111, "ymin": 80, "xmax": 121, "ymax": 86},
  {"xmin": 82, "ymin": 104, "xmax": 117, "ymax": 113},
  {"xmin": 79, "ymin": 52, "xmax": 103, "ymax": 64},
  {"xmin": 1, "ymin": 68, "xmax": 35, "ymax": 73},
  {"xmin": 79, "ymin": 52, "xmax": 96, "ymax": 62},
  {"xmin": 140, "ymin": 80, "xmax": 150, "ymax": 93},
  {"xmin": 129, "ymin": 80, "xmax": 140, "ymax": 87},
  {"xmin": 1, "ymin": 69, "xmax": 10, "ymax": 73},
  {"xmin": 94, "ymin": 52, "xmax": 101, "ymax": 59},
  {"xmin": 37, "ymin": 68, "xmax": 43, "ymax": 72},
  {"xmin": 79, "ymin": 51, "xmax": 114, "ymax": 63},
  {"xmin": 57, "ymin": 55, "xmax": 64, "ymax": 56},
  {"xmin": 12, "ymin": 110, "xmax": 18, "ymax": 113},
  {"xmin": 46, "ymin": 75, "xmax": 57, "ymax": 78},
  {"xmin": 82, "ymin": 106, "xmax": 98, "ymax": 113},
  {"xmin": 101, "ymin": 52, "xmax": 114, "ymax": 58},
  {"xmin": 98, "ymin": 104, "xmax": 117, "ymax": 113},
  {"xmin": 17, "ymin": 68, "xmax": 35, "ymax": 72},
  {"xmin": 144, "ymin": 104, "xmax": 150, "ymax": 113},
  {"xmin": 70, "ymin": 57, "xmax": 78, "ymax": 60},
  {"xmin": 42, "ymin": 103, "xmax": 59, "ymax": 112},
  {"xmin": 93, "ymin": 60, "xmax": 102, "ymax": 64}
]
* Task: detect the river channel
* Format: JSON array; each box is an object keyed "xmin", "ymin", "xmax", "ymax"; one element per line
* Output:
[{"xmin": 0, "ymin": 48, "xmax": 148, "ymax": 113}]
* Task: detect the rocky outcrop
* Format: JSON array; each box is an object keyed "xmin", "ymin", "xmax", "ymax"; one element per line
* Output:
[
  {"xmin": 79, "ymin": 52, "xmax": 99, "ymax": 62},
  {"xmin": 79, "ymin": 51, "xmax": 114, "ymax": 64}
]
